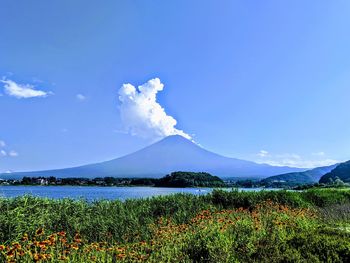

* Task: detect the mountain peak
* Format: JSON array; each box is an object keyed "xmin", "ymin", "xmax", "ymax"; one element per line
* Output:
[
  {"xmin": 153, "ymin": 135, "xmax": 196, "ymax": 148},
  {"xmin": 160, "ymin": 135, "xmax": 192, "ymax": 143}
]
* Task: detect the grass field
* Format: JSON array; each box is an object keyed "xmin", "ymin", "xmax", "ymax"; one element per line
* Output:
[{"xmin": 1, "ymin": 188, "xmax": 350, "ymax": 262}]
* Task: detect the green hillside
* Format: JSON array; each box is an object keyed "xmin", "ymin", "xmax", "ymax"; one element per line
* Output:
[
  {"xmin": 154, "ymin": 171, "xmax": 225, "ymax": 187},
  {"xmin": 262, "ymin": 164, "xmax": 337, "ymax": 186},
  {"xmin": 320, "ymin": 160, "xmax": 350, "ymax": 183}
]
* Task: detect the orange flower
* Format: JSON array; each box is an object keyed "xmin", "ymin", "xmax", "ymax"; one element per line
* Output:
[
  {"xmin": 71, "ymin": 244, "xmax": 79, "ymax": 250},
  {"xmin": 116, "ymin": 247, "xmax": 125, "ymax": 253},
  {"xmin": 57, "ymin": 231, "xmax": 66, "ymax": 237},
  {"xmin": 33, "ymin": 253, "xmax": 40, "ymax": 261},
  {"xmin": 6, "ymin": 249, "xmax": 15, "ymax": 258},
  {"xmin": 21, "ymin": 233, "xmax": 29, "ymax": 242},
  {"xmin": 60, "ymin": 238, "xmax": 67, "ymax": 244},
  {"xmin": 35, "ymin": 228, "xmax": 44, "ymax": 236},
  {"xmin": 11, "ymin": 242, "xmax": 21, "ymax": 250},
  {"xmin": 117, "ymin": 253, "xmax": 126, "ymax": 259}
]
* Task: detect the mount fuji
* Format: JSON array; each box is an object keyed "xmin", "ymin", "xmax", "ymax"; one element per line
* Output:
[{"xmin": 1, "ymin": 135, "xmax": 305, "ymax": 179}]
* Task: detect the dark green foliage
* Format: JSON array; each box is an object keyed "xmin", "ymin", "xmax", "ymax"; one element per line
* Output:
[
  {"xmin": 299, "ymin": 188, "xmax": 350, "ymax": 207},
  {"xmin": 3, "ymin": 173, "xmax": 225, "ymax": 187},
  {"xmin": 286, "ymin": 229, "xmax": 350, "ymax": 263},
  {"xmin": 211, "ymin": 189, "xmax": 309, "ymax": 209},
  {"xmin": 4, "ymin": 176, "xmax": 159, "ymax": 186},
  {"xmin": 154, "ymin": 171, "xmax": 225, "ymax": 187},
  {"xmin": 320, "ymin": 160, "xmax": 350, "ymax": 183}
]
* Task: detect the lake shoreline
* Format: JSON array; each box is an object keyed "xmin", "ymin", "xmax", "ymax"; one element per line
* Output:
[{"xmin": 0, "ymin": 185, "xmax": 280, "ymax": 201}]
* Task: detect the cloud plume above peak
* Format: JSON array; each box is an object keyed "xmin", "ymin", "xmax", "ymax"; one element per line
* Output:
[{"xmin": 118, "ymin": 78, "xmax": 191, "ymax": 140}]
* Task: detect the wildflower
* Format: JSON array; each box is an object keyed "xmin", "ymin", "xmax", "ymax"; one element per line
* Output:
[
  {"xmin": 60, "ymin": 238, "xmax": 67, "ymax": 244},
  {"xmin": 33, "ymin": 253, "xmax": 40, "ymax": 261},
  {"xmin": 57, "ymin": 231, "xmax": 66, "ymax": 237},
  {"xmin": 21, "ymin": 233, "xmax": 29, "ymax": 242},
  {"xmin": 117, "ymin": 253, "xmax": 126, "ymax": 259},
  {"xmin": 35, "ymin": 228, "xmax": 44, "ymax": 236},
  {"xmin": 71, "ymin": 244, "xmax": 79, "ymax": 250},
  {"xmin": 7, "ymin": 248, "xmax": 16, "ymax": 257},
  {"xmin": 12, "ymin": 242, "xmax": 21, "ymax": 250},
  {"xmin": 48, "ymin": 234, "xmax": 56, "ymax": 243},
  {"xmin": 0, "ymin": 244, "xmax": 5, "ymax": 251},
  {"xmin": 74, "ymin": 233, "xmax": 82, "ymax": 244}
]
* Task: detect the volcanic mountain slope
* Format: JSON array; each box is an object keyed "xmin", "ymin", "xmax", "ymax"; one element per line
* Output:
[{"xmin": 1, "ymin": 135, "xmax": 305, "ymax": 179}]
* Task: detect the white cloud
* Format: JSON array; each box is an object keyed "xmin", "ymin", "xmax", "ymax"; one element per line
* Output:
[
  {"xmin": 118, "ymin": 78, "xmax": 191, "ymax": 140},
  {"xmin": 8, "ymin": 150, "xmax": 18, "ymax": 157},
  {"xmin": 1, "ymin": 78, "xmax": 52, "ymax": 98},
  {"xmin": 256, "ymin": 150, "xmax": 339, "ymax": 168},
  {"xmin": 262, "ymin": 159, "xmax": 338, "ymax": 169},
  {"xmin": 0, "ymin": 140, "xmax": 18, "ymax": 158},
  {"xmin": 76, "ymin": 94, "xmax": 86, "ymax": 101},
  {"xmin": 257, "ymin": 150, "xmax": 269, "ymax": 157}
]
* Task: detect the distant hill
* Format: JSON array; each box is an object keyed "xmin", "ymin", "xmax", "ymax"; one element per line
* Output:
[
  {"xmin": 1, "ymin": 135, "xmax": 305, "ymax": 180},
  {"xmin": 154, "ymin": 171, "xmax": 225, "ymax": 187},
  {"xmin": 319, "ymin": 161, "xmax": 350, "ymax": 183},
  {"xmin": 262, "ymin": 164, "xmax": 338, "ymax": 186}
]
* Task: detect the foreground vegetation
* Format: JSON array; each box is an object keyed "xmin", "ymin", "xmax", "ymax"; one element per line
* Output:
[{"xmin": 1, "ymin": 189, "xmax": 350, "ymax": 262}]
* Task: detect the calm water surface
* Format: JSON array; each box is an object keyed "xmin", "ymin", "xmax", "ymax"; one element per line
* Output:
[{"xmin": 0, "ymin": 186, "xmax": 272, "ymax": 201}]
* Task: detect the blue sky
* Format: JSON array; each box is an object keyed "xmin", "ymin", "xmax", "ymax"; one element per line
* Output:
[{"xmin": 1, "ymin": 0, "xmax": 350, "ymax": 172}]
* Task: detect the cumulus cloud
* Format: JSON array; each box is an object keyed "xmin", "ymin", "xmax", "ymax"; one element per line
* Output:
[
  {"xmin": 1, "ymin": 78, "xmax": 52, "ymax": 98},
  {"xmin": 256, "ymin": 150, "xmax": 339, "ymax": 168},
  {"xmin": 118, "ymin": 78, "xmax": 191, "ymax": 140},
  {"xmin": 76, "ymin": 94, "xmax": 86, "ymax": 101},
  {"xmin": 8, "ymin": 150, "xmax": 18, "ymax": 157},
  {"xmin": 257, "ymin": 150, "xmax": 269, "ymax": 157},
  {"xmin": 0, "ymin": 141, "xmax": 6, "ymax": 157},
  {"xmin": 0, "ymin": 140, "xmax": 18, "ymax": 158}
]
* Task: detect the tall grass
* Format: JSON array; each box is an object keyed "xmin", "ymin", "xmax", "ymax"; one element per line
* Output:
[{"xmin": 1, "ymin": 189, "xmax": 350, "ymax": 262}]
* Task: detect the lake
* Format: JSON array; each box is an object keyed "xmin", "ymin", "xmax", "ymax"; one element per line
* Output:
[{"xmin": 0, "ymin": 186, "xmax": 275, "ymax": 201}]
